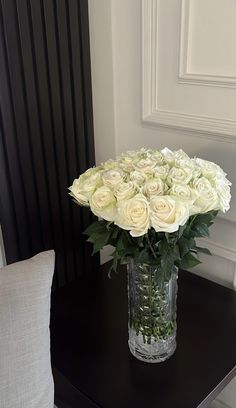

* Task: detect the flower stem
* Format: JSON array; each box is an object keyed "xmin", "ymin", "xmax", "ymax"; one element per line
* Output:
[
  {"xmin": 189, "ymin": 214, "xmax": 197, "ymax": 229},
  {"xmin": 146, "ymin": 233, "xmax": 157, "ymax": 259}
]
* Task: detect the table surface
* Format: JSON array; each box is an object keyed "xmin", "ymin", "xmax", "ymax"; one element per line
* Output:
[{"xmin": 51, "ymin": 264, "xmax": 236, "ymax": 408}]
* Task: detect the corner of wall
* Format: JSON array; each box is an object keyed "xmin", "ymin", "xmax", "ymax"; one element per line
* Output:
[
  {"xmin": 88, "ymin": 0, "xmax": 116, "ymax": 165},
  {"xmin": 0, "ymin": 225, "xmax": 6, "ymax": 267}
]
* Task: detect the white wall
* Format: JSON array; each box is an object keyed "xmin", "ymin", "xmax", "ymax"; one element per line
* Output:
[
  {"xmin": 89, "ymin": 0, "xmax": 236, "ymax": 286},
  {"xmin": 89, "ymin": 1, "xmax": 236, "ymax": 406},
  {"xmin": 88, "ymin": 0, "xmax": 116, "ymax": 166}
]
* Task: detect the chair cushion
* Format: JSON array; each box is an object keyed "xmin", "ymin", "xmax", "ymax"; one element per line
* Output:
[{"xmin": 0, "ymin": 250, "xmax": 55, "ymax": 408}]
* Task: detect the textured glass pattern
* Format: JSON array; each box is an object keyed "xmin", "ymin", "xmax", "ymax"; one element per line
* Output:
[{"xmin": 128, "ymin": 261, "xmax": 178, "ymax": 363}]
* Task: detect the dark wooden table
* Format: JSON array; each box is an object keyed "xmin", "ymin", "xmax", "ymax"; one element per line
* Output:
[{"xmin": 51, "ymin": 264, "xmax": 236, "ymax": 408}]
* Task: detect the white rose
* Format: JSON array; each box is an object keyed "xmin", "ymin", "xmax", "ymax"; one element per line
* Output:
[
  {"xmin": 69, "ymin": 179, "xmax": 89, "ymax": 206},
  {"xmin": 129, "ymin": 170, "xmax": 147, "ymax": 186},
  {"xmin": 161, "ymin": 148, "xmax": 194, "ymax": 168},
  {"xmin": 81, "ymin": 167, "xmax": 97, "ymax": 178},
  {"xmin": 153, "ymin": 164, "xmax": 170, "ymax": 180},
  {"xmin": 210, "ymin": 172, "xmax": 232, "ymax": 189},
  {"xmin": 102, "ymin": 159, "xmax": 118, "ymax": 171},
  {"xmin": 191, "ymin": 164, "xmax": 202, "ymax": 180},
  {"xmin": 192, "ymin": 177, "xmax": 213, "ymax": 193},
  {"xmin": 118, "ymin": 155, "xmax": 137, "ymax": 172},
  {"xmin": 173, "ymin": 149, "xmax": 193, "ymax": 168},
  {"xmin": 69, "ymin": 172, "xmax": 102, "ymax": 206},
  {"xmin": 142, "ymin": 178, "xmax": 166, "ymax": 198},
  {"xmin": 82, "ymin": 172, "xmax": 102, "ymax": 189},
  {"xmin": 102, "ymin": 168, "xmax": 125, "ymax": 189},
  {"xmin": 169, "ymin": 184, "xmax": 198, "ymax": 204},
  {"xmin": 115, "ymin": 194, "xmax": 150, "ymax": 237},
  {"xmin": 122, "ymin": 150, "xmax": 137, "ymax": 158},
  {"xmin": 137, "ymin": 147, "xmax": 150, "ymax": 156},
  {"xmin": 90, "ymin": 186, "xmax": 116, "ymax": 221},
  {"xmin": 194, "ymin": 158, "xmax": 223, "ymax": 179},
  {"xmin": 119, "ymin": 149, "xmax": 147, "ymax": 163},
  {"xmin": 115, "ymin": 181, "xmax": 137, "ymax": 201},
  {"xmin": 134, "ymin": 158, "xmax": 157, "ymax": 174},
  {"xmin": 150, "ymin": 196, "xmax": 189, "ymax": 233},
  {"xmin": 215, "ymin": 178, "xmax": 231, "ymax": 213},
  {"xmin": 215, "ymin": 174, "xmax": 231, "ymax": 186},
  {"xmin": 124, "ymin": 149, "xmax": 143, "ymax": 158},
  {"xmin": 149, "ymin": 150, "xmax": 165, "ymax": 165},
  {"xmin": 160, "ymin": 147, "xmax": 175, "ymax": 165},
  {"xmin": 167, "ymin": 166, "xmax": 193, "ymax": 185},
  {"xmin": 192, "ymin": 177, "xmax": 219, "ymax": 213},
  {"xmin": 175, "ymin": 158, "xmax": 195, "ymax": 170}
]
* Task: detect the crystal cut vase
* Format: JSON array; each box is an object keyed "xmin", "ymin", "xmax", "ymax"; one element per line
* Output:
[{"xmin": 128, "ymin": 260, "xmax": 178, "ymax": 363}]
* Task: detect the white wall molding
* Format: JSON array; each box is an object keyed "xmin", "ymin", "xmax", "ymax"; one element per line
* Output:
[
  {"xmin": 142, "ymin": 0, "xmax": 236, "ymax": 140},
  {"xmin": 178, "ymin": 0, "xmax": 236, "ymax": 89},
  {"xmin": 200, "ymin": 238, "xmax": 236, "ymax": 264},
  {"xmin": 142, "ymin": 0, "xmax": 158, "ymax": 121},
  {"xmin": 199, "ymin": 233, "xmax": 236, "ymax": 290},
  {"xmin": 178, "ymin": 72, "xmax": 236, "ymax": 89},
  {"xmin": 143, "ymin": 111, "xmax": 236, "ymax": 143},
  {"xmin": 218, "ymin": 205, "xmax": 236, "ymax": 224},
  {"xmin": 199, "ymin": 237, "xmax": 236, "ymax": 291}
]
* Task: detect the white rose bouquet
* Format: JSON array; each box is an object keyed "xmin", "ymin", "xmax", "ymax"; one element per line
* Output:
[{"xmin": 69, "ymin": 148, "xmax": 231, "ymax": 277}]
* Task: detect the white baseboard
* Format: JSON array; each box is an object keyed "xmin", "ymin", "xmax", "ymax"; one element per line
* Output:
[{"xmin": 211, "ymin": 398, "xmax": 233, "ymax": 408}]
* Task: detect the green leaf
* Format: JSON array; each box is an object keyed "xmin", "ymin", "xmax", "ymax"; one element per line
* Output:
[
  {"xmin": 82, "ymin": 210, "xmax": 217, "ymax": 274},
  {"xmin": 91, "ymin": 230, "xmax": 112, "ymax": 255},
  {"xmin": 116, "ymin": 233, "xmax": 127, "ymax": 252},
  {"xmin": 160, "ymin": 254, "xmax": 175, "ymax": 280},
  {"xmin": 172, "ymin": 244, "xmax": 181, "ymax": 261},
  {"xmin": 136, "ymin": 249, "xmax": 151, "ymax": 264},
  {"xmin": 165, "ymin": 232, "xmax": 178, "ymax": 245},
  {"xmin": 178, "ymin": 236, "xmax": 195, "ymax": 258},
  {"xmin": 134, "ymin": 235, "xmax": 144, "ymax": 247},
  {"xmin": 159, "ymin": 244, "xmax": 180, "ymax": 280},
  {"xmin": 179, "ymin": 253, "xmax": 201, "ymax": 269},
  {"xmin": 191, "ymin": 224, "xmax": 210, "ymax": 237},
  {"xmin": 83, "ymin": 220, "xmax": 107, "ymax": 236},
  {"xmin": 195, "ymin": 211, "xmax": 218, "ymax": 226},
  {"xmin": 108, "ymin": 251, "xmax": 120, "ymax": 277},
  {"xmin": 193, "ymin": 246, "xmax": 212, "ymax": 255},
  {"xmin": 158, "ymin": 237, "xmax": 169, "ymax": 257},
  {"xmin": 110, "ymin": 227, "xmax": 119, "ymax": 240},
  {"xmin": 178, "ymin": 224, "xmax": 187, "ymax": 239}
]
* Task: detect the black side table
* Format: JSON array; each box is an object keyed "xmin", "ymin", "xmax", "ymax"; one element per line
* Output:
[{"xmin": 51, "ymin": 264, "xmax": 236, "ymax": 408}]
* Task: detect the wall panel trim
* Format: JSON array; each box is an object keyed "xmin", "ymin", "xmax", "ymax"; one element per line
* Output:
[{"xmin": 142, "ymin": 0, "xmax": 236, "ymax": 141}]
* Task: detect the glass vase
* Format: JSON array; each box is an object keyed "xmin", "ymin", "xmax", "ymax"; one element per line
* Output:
[{"xmin": 128, "ymin": 260, "xmax": 178, "ymax": 363}]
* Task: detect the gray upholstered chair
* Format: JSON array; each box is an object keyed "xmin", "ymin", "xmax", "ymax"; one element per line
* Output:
[{"xmin": 0, "ymin": 251, "xmax": 55, "ymax": 408}]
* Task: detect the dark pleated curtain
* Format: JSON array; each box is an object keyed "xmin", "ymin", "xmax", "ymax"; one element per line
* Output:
[{"xmin": 0, "ymin": 0, "xmax": 98, "ymax": 287}]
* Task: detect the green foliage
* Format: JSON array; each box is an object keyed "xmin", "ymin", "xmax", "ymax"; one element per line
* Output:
[{"xmin": 83, "ymin": 210, "xmax": 218, "ymax": 275}]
